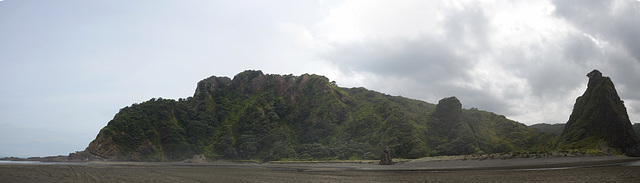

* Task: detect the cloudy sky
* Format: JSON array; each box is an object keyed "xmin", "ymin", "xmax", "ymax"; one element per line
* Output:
[{"xmin": 1, "ymin": 0, "xmax": 639, "ymax": 157}]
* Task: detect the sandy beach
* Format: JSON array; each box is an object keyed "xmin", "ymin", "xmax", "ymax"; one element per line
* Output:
[{"xmin": 1, "ymin": 156, "xmax": 639, "ymax": 182}]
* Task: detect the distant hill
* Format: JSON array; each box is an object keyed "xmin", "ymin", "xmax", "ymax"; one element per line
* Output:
[
  {"xmin": 558, "ymin": 70, "xmax": 640, "ymax": 156},
  {"xmin": 529, "ymin": 123, "xmax": 565, "ymax": 136},
  {"xmin": 83, "ymin": 70, "xmax": 553, "ymax": 161}
]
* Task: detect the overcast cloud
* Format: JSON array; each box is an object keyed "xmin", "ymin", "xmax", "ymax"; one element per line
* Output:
[{"xmin": 1, "ymin": 0, "xmax": 639, "ymax": 157}]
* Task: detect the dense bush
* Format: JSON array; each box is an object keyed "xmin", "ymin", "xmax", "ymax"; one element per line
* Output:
[{"xmin": 89, "ymin": 71, "xmax": 557, "ymax": 161}]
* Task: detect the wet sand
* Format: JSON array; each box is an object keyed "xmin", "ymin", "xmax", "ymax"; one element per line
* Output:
[{"xmin": 1, "ymin": 156, "xmax": 639, "ymax": 182}]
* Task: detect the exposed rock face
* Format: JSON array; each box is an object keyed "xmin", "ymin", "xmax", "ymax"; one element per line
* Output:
[
  {"xmin": 431, "ymin": 97, "xmax": 478, "ymax": 155},
  {"xmin": 559, "ymin": 70, "xmax": 640, "ymax": 156},
  {"xmin": 86, "ymin": 124, "xmax": 164, "ymax": 161},
  {"xmin": 433, "ymin": 97, "xmax": 465, "ymax": 125},
  {"xmin": 193, "ymin": 75, "xmax": 231, "ymax": 97},
  {"xmin": 86, "ymin": 132, "xmax": 120, "ymax": 160}
]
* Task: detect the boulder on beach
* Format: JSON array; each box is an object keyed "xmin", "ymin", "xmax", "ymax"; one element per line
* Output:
[{"xmin": 379, "ymin": 147, "xmax": 393, "ymax": 165}]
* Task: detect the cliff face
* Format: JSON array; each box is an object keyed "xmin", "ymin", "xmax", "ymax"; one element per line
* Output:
[
  {"xmin": 86, "ymin": 70, "xmax": 352, "ymax": 161},
  {"xmin": 430, "ymin": 97, "xmax": 478, "ymax": 155},
  {"xmin": 559, "ymin": 70, "xmax": 640, "ymax": 156},
  {"xmin": 85, "ymin": 70, "xmax": 553, "ymax": 161},
  {"xmin": 428, "ymin": 97, "xmax": 553, "ymax": 155}
]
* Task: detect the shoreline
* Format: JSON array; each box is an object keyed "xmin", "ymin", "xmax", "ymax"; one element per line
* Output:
[
  {"xmin": 256, "ymin": 155, "xmax": 640, "ymax": 172},
  {"xmin": 2, "ymin": 156, "xmax": 639, "ymax": 183},
  {"xmin": 4, "ymin": 155, "xmax": 636, "ymax": 171}
]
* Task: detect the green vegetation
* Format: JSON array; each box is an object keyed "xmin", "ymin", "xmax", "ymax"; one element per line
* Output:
[
  {"xmin": 557, "ymin": 70, "xmax": 640, "ymax": 156},
  {"xmin": 634, "ymin": 124, "xmax": 640, "ymax": 140},
  {"xmin": 85, "ymin": 70, "xmax": 568, "ymax": 161},
  {"xmin": 529, "ymin": 123, "xmax": 565, "ymax": 136}
]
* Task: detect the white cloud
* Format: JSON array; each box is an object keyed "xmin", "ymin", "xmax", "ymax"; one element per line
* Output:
[
  {"xmin": 302, "ymin": 0, "xmax": 640, "ymax": 125},
  {"xmin": 315, "ymin": 0, "xmax": 441, "ymax": 42}
]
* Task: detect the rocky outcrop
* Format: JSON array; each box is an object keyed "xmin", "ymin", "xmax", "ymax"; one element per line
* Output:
[
  {"xmin": 86, "ymin": 126, "xmax": 163, "ymax": 161},
  {"xmin": 85, "ymin": 131, "xmax": 120, "ymax": 159},
  {"xmin": 193, "ymin": 75, "xmax": 231, "ymax": 97},
  {"xmin": 431, "ymin": 97, "xmax": 478, "ymax": 155},
  {"xmin": 379, "ymin": 147, "xmax": 393, "ymax": 165},
  {"xmin": 559, "ymin": 70, "xmax": 640, "ymax": 156}
]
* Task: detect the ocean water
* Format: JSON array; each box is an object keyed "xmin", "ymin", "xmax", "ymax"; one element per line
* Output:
[{"xmin": 624, "ymin": 160, "xmax": 640, "ymax": 166}]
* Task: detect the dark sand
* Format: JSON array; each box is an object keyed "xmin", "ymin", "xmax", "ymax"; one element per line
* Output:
[{"xmin": 1, "ymin": 156, "xmax": 639, "ymax": 182}]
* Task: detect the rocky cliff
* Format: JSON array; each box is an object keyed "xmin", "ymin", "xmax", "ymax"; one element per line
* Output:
[
  {"xmin": 558, "ymin": 70, "xmax": 640, "ymax": 156},
  {"xmin": 429, "ymin": 97, "xmax": 554, "ymax": 155},
  {"xmin": 84, "ymin": 70, "xmax": 554, "ymax": 161}
]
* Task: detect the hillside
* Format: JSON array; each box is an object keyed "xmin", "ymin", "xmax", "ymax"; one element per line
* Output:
[
  {"xmin": 635, "ymin": 124, "xmax": 640, "ymax": 140},
  {"xmin": 558, "ymin": 70, "xmax": 640, "ymax": 156},
  {"xmin": 530, "ymin": 123, "xmax": 565, "ymax": 136},
  {"xmin": 85, "ymin": 70, "xmax": 553, "ymax": 161}
]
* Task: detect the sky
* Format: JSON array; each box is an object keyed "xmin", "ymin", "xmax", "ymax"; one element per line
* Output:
[{"xmin": 1, "ymin": 0, "xmax": 639, "ymax": 157}]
